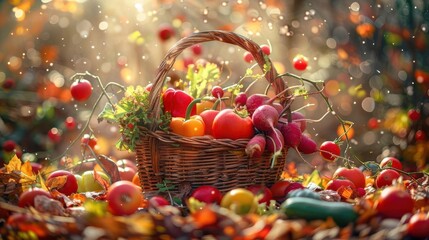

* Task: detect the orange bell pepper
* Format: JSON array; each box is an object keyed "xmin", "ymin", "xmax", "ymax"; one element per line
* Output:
[{"xmin": 170, "ymin": 98, "xmax": 206, "ymax": 137}]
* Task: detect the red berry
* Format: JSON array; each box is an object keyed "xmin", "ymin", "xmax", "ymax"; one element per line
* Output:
[
  {"xmin": 367, "ymin": 117, "xmax": 379, "ymax": 129},
  {"xmin": 158, "ymin": 24, "xmax": 175, "ymax": 41},
  {"xmin": 260, "ymin": 44, "xmax": 271, "ymax": 55},
  {"xmin": 320, "ymin": 141, "xmax": 341, "ymax": 162},
  {"xmin": 65, "ymin": 116, "xmax": 76, "ymax": 130},
  {"xmin": 2, "ymin": 140, "xmax": 16, "ymax": 152},
  {"xmin": 415, "ymin": 130, "xmax": 426, "ymax": 141},
  {"xmin": 81, "ymin": 134, "xmax": 97, "ymax": 149},
  {"xmin": 48, "ymin": 128, "xmax": 61, "ymax": 143},
  {"xmin": 293, "ymin": 55, "xmax": 308, "ymax": 71},
  {"xmin": 2, "ymin": 78, "xmax": 15, "ymax": 89},
  {"xmin": 407, "ymin": 109, "xmax": 421, "ymax": 122},
  {"xmin": 191, "ymin": 44, "xmax": 202, "ymax": 55},
  {"xmin": 70, "ymin": 79, "xmax": 92, "ymax": 102},
  {"xmin": 243, "ymin": 52, "xmax": 254, "ymax": 63}
]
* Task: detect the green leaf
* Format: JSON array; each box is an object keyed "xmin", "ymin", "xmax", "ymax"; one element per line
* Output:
[
  {"xmin": 97, "ymin": 103, "xmax": 116, "ymax": 123},
  {"xmin": 302, "ymin": 169, "xmax": 322, "ymax": 188},
  {"xmin": 186, "ymin": 62, "xmax": 220, "ymax": 98}
]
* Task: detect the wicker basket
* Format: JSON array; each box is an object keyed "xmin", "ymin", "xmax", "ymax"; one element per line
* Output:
[{"xmin": 135, "ymin": 30, "xmax": 289, "ymax": 196}]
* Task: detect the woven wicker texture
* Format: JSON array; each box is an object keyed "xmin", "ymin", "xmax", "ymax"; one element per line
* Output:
[{"xmin": 136, "ymin": 30, "xmax": 288, "ymax": 195}]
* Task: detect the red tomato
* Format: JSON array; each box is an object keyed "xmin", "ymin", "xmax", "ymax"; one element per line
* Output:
[
  {"xmin": 325, "ymin": 179, "xmax": 356, "ymax": 200},
  {"xmin": 319, "ymin": 141, "xmax": 341, "ymax": 162},
  {"xmin": 190, "ymin": 185, "xmax": 223, "ymax": 205},
  {"xmin": 407, "ymin": 212, "xmax": 429, "ymax": 238},
  {"xmin": 376, "ymin": 169, "xmax": 400, "ymax": 188},
  {"xmin": 70, "ymin": 79, "xmax": 92, "ymax": 102},
  {"xmin": 376, "ymin": 187, "xmax": 414, "ymax": 219},
  {"xmin": 200, "ymin": 110, "xmax": 219, "ymax": 135},
  {"xmin": 379, "ymin": 157, "xmax": 403, "ymax": 170},
  {"xmin": 270, "ymin": 181, "xmax": 303, "ymax": 203},
  {"xmin": 212, "ymin": 109, "xmax": 254, "ymax": 140},
  {"xmin": 333, "ymin": 167, "xmax": 366, "ymax": 189}
]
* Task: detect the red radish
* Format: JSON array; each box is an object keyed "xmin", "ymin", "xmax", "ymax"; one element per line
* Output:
[
  {"xmin": 280, "ymin": 122, "xmax": 302, "ymax": 148},
  {"xmin": 246, "ymin": 94, "xmax": 270, "ymax": 115},
  {"xmin": 235, "ymin": 92, "xmax": 248, "ymax": 107},
  {"xmin": 292, "ymin": 112, "xmax": 307, "ymax": 132},
  {"xmin": 266, "ymin": 128, "xmax": 284, "ymax": 154},
  {"xmin": 297, "ymin": 134, "xmax": 317, "ymax": 154},
  {"xmin": 252, "ymin": 105, "xmax": 279, "ymax": 132},
  {"xmin": 245, "ymin": 134, "xmax": 266, "ymax": 158},
  {"xmin": 272, "ymin": 102, "xmax": 284, "ymax": 115}
]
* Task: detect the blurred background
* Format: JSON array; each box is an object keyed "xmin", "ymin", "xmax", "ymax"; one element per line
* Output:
[{"xmin": 0, "ymin": 0, "xmax": 428, "ymax": 173}]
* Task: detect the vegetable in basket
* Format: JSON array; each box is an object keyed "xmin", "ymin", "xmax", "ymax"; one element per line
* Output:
[{"xmin": 162, "ymin": 88, "xmax": 196, "ymax": 118}]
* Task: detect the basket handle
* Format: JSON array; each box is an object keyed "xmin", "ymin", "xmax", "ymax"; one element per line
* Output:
[{"xmin": 147, "ymin": 30, "xmax": 286, "ymax": 130}]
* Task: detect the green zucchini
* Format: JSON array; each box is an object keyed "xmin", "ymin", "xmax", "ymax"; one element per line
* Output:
[
  {"xmin": 287, "ymin": 188, "xmax": 321, "ymax": 200},
  {"xmin": 281, "ymin": 197, "xmax": 358, "ymax": 227}
]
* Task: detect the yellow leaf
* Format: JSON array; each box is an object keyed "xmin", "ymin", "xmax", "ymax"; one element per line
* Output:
[
  {"xmin": 302, "ymin": 169, "xmax": 322, "ymax": 187},
  {"xmin": 5, "ymin": 155, "xmax": 21, "ymax": 173},
  {"xmin": 21, "ymin": 161, "xmax": 34, "ymax": 177},
  {"xmin": 38, "ymin": 171, "xmax": 48, "ymax": 191}
]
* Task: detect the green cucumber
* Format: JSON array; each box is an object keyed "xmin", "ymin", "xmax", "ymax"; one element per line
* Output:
[{"xmin": 281, "ymin": 197, "xmax": 358, "ymax": 227}]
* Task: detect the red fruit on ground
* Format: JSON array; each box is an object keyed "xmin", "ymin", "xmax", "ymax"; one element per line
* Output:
[
  {"xmin": 18, "ymin": 188, "xmax": 52, "ymax": 208},
  {"xmin": 333, "ymin": 167, "xmax": 366, "ymax": 189},
  {"xmin": 107, "ymin": 180, "xmax": 142, "ymax": 216},
  {"xmin": 375, "ymin": 169, "xmax": 401, "ymax": 188},
  {"xmin": 47, "ymin": 170, "xmax": 78, "ymax": 196},
  {"xmin": 376, "ymin": 186, "xmax": 414, "ymax": 219},
  {"xmin": 379, "ymin": 157, "xmax": 402, "ymax": 170},
  {"xmin": 190, "ymin": 185, "xmax": 223, "ymax": 205}
]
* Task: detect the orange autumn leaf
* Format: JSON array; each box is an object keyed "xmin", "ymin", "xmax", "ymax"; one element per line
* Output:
[
  {"xmin": 46, "ymin": 175, "xmax": 68, "ymax": 190},
  {"xmin": 356, "ymin": 23, "xmax": 375, "ymax": 38},
  {"xmin": 339, "ymin": 186, "xmax": 354, "ymax": 199}
]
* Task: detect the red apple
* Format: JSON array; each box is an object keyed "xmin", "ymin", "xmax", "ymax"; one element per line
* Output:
[
  {"xmin": 118, "ymin": 166, "xmax": 137, "ymax": 182},
  {"xmin": 18, "ymin": 188, "xmax": 52, "ymax": 208},
  {"xmin": 47, "ymin": 170, "xmax": 78, "ymax": 196},
  {"xmin": 107, "ymin": 180, "xmax": 143, "ymax": 216},
  {"xmin": 148, "ymin": 195, "xmax": 170, "ymax": 208},
  {"xmin": 116, "ymin": 159, "xmax": 138, "ymax": 172}
]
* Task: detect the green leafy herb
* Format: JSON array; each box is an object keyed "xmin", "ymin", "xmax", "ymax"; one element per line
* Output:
[
  {"xmin": 98, "ymin": 86, "xmax": 171, "ymax": 151},
  {"xmin": 186, "ymin": 62, "xmax": 220, "ymax": 98}
]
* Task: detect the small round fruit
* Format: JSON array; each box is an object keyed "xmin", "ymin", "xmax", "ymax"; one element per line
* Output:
[
  {"xmin": 211, "ymin": 86, "xmax": 224, "ymax": 98},
  {"xmin": 148, "ymin": 195, "xmax": 170, "ymax": 208},
  {"xmin": 81, "ymin": 170, "xmax": 111, "ymax": 192},
  {"xmin": 18, "ymin": 188, "xmax": 52, "ymax": 208},
  {"xmin": 376, "ymin": 186, "xmax": 414, "ymax": 219},
  {"xmin": 118, "ymin": 166, "xmax": 137, "ymax": 182},
  {"xmin": 47, "ymin": 170, "xmax": 78, "ymax": 196},
  {"xmin": 65, "ymin": 116, "xmax": 76, "ymax": 130},
  {"xmin": 379, "ymin": 157, "xmax": 402, "ymax": 170},
  {"xmin": 47, "ymin": 128, "xmax": 62, "ymax": 143},
  {"xmin": 333, "ymin": 167, "xmax": 366, "ymax": 189},
  {"xmin": 191, "ymin": 44, "xmax": 202, "ymax": 55},
  {"xmin": 116, "ymin": 159, "xmax": 138, "ymax": 172},
  {"xmin": 407, "ymin": 109, "xmax": 421, "ymax": 122},
  {"xmin": 70, "ymin": 79, "xmax": 92, "ymax": 102},
  {"xmin": 2, "ymin": 140, "xmax": 16, "ymax": 152},
  {"xmin": 407, "ymin": 212, "xmax": 429, "ymax": 238},
  {"xmin": 376, "ymin": 169, "xmax": 400, "ymax": 188},
  {"xmin": 293, "ymin": 55, "xmax": 308, "ymax": 71},
  {"xmin": 234, "ymin": 92, "xmax": 248, "ymax": 107},
  {"xmin": 107, "ymin": 180, "xmax": 142, "ymax": 216},
  {"xmin": 243, "ymin": 52, "xmax": 254, "ymax": 63},
  {"xmin": 320, "ymin": 141, "xmax": 341, "ymax": 162},
  {"xmin": 260, "ymin": 44, "xmax": 271, "ymax": 55},
  {"xmin": 247, "ymin": 185, "xmax": 273, "ymax": 204},
  {"xmin": 81, "ymin": 134, "xmax": 97, "ymax": 149},
  {"xmin": 220, "ymin": 188, "xmax": 258, "ymax": 215},
  {"xmin": 158, "ymin": 24, "xmax": 175, "ymax": 41},
  {"xmin": 190, "ymin": 185, "xmax": 223, "ymax": 205}
]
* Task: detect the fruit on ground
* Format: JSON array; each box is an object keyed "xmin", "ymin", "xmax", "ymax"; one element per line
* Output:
[
  {"xmin": 270, "ymin": 181, "xmax": 304, "ymax": 203},
  {"xmin": 220, "ymin": 188, "xmax": 258, "ymax": 215},
  {"xmin": 80, "ymin": 170, "xmax": 111, "ymax": 192},
  {"xmin": 107, "ymin": 180, "xmax": 142, "ymax": 216},
  {"xmin": 375, "ymin": 169, "xmax": 400, "ymax": 188},
  {"xmin": 333, "ymin": 167, "xmax": 366, "ymax": 189},
  {"xmin": 407, "ymin": 212, "xmax": 429, "ymax": 238},
  {"xmin": 18, "ymin": 188, "xmax": 52, "ymax": 208},
  {"xmin": 379, "ymin": 157, "xmax": 402, "ymax": 170},
  {"xmin": 47, "ymin": 170, "xmax": 78, "ymax": 196},
  {"xmin": 247, "ymin": 185, "xmax": 273, "ymax": 204},
  {"xmin": 376, "ymin": 186, "xmax": 414, "ymax": 219},
  {"xmin": 190, "ymin": 185, "xmax": 223, "ymax": 204}
]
